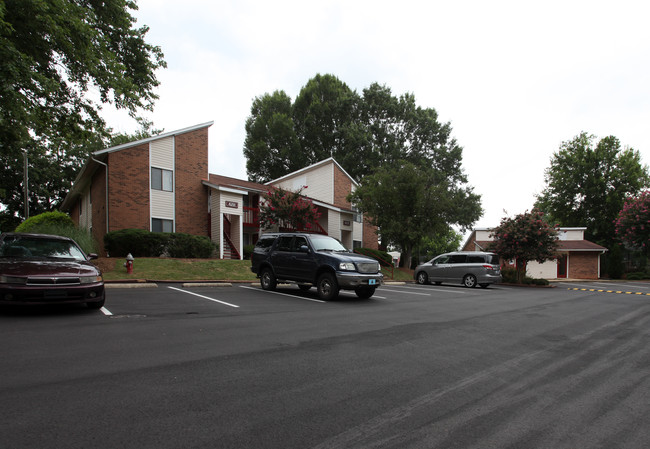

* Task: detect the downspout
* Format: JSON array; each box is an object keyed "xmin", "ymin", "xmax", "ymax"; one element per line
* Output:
[{"xmin": 91, "ymin": 157, "xmax": 109, "ymax": 235}]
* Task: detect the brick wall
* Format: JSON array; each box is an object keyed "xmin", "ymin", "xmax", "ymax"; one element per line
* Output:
[
  {"xmin": 91, "ymin": 166, "xmax": 107, "ymax": 251},
  {"xmin": 175, "ymin": 128, "xmax": 209, "ymax": 236},
  {"xmin": 107, "ymin": 143, "xmax": 150, "ymax": 231},
  {"xmin": 363, "ymin": 218, "xmax": 379, "ymax": 250},
  {"xmin": 333, "ymin": 165, "xmax": 352, "ymax": 209},
  {"xmin": 569, "ymin": 252, "xmax": 600, "ymax": 279}
]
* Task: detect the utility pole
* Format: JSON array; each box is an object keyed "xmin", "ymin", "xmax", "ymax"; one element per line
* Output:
[{"xmin": 23, "ymin": 151, "xmax": 29, "ymax": 219}]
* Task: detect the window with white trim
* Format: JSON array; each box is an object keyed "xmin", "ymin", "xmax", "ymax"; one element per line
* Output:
[
  {"xmin": 152, "ymin": 218, "xmax": 173, "ymax": 233},
  {"xmin": 151, "ymin": 167, "xmax": 173, "ymax": 192}
]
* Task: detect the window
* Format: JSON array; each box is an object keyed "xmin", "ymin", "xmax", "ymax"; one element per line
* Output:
[
  {"xmin": 276, "ymin": 236, "xmax": 293, "ymax": 251},
  {"xmin": 152, "ymin": 218, "xmax": 173, "ymax": 233},
  {"xmin": 292, "ymin": 236, "xmax": 308, "ymax": 251},
  {"xmin": 449, "ymin": 254, "xmax": 467, "ymax": 264},
  {"xmin": 151, "ymin": 167, "xmax": 173, "ymax": 192},
  {"xmin": 353, "ymin": 240, "xmax": 362, "ymax": 249}
]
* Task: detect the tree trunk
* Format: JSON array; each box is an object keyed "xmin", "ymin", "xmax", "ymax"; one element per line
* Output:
[{"xmin": 516, "ymin": 258, "xmax": 527, "ymax": 284}]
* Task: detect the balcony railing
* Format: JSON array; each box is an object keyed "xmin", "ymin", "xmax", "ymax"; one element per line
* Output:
[{"xmin": 243, "ymin": 206, "xmax": 326, "ymax": 234}]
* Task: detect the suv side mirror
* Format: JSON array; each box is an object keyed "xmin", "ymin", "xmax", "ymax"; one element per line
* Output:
[{"xmin": 299, "ymin": 245, "xmax": 310, "ymax": 253}]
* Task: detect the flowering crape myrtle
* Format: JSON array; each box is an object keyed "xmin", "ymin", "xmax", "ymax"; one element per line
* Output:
[
  {"xmin": 615, "ymin": 190, "xmax": 650, "ymax": 255},
  {"xmin": 490, "ymin": 208, "xmax": 559, "ymax": 282},
  {"xmin": 259, "ymin": 186, "xmax": 321, "ymax": 232}
]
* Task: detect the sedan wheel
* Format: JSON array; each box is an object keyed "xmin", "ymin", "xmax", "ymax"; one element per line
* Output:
[{"xmin": 463, "ymin": 274, "xmax": 477, "ymax": 288}]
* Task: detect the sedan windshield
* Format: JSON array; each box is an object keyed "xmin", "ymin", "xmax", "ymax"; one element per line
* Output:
[
  {"xmin": 309, "ymin": 235, "xmax": 348, "ymax": 252},
  {"xmin": 0, "ymin": 237, "xmax": 87, "ymax": 261}
]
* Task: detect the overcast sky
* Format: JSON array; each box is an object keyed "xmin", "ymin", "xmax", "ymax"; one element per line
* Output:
[{"xmin": 104, "ymin": 0, "xmax": 650, "ymax": 230}]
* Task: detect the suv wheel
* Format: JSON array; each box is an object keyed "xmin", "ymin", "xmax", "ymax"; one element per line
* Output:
[
  {"xmin": 260, "ymin": 268, "xmax": 277, "ymax": 291},
  {"xmin": 463, "ymin": 274, "xmax": 477, "ymax": 288},
  {"xmin": 354, "ymin": 286, "xmax": 376, "ymax": 299},
  {"xmin": 317, "ymin": 272, "xmax": 339, "ymax": 301}
]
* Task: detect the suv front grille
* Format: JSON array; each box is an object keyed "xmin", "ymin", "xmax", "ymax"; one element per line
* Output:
[{"xmin": 357, "ymin": 262, "xmax": 379, "ymax": 274}]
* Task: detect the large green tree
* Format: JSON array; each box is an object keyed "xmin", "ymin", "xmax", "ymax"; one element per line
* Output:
[
  {"xmin": 535, "ymin": 132, "xmax": 649, "ymax": 247},
  {"xmin": 0, "ymin": 0, "xmax": 166, "ymax": 224},
  {"xmin": 348, "ymin": 161, "xmax": 482, "ymax": 268},
  {"xmin": 243, "ymin": 75, "xmax": 463, "ymax": 184}
]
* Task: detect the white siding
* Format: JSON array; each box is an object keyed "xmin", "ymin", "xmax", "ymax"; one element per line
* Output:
[
  {"xmin": 149, "ymin": 137, "xmax": 175, "ymax": 229},
  {"xmin": 79, "ymin": 190, "xmax": 92, "ymax": 230},
  {"xmin": 328, "ymin": 210, "xmax": 341, "ymax": 240},
  {"xmin": 527, "ymin": 260, "xmax": 558, "ymax": 279},
  {"xmin": 150, "ymin": 137, "xmax": 174, "ymax": 170},
  {"xmin": 151, "ymin": 190, "xmax": 175, "ymax": 219},
  {"xmin": 271, "ymin": 163, "xmax": 333, "ymax": 203}
]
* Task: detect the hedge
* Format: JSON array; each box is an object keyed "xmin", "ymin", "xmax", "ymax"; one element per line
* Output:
[
  {"xmin": 354, "ymin": 247, "xmax": 393, "ymax": 266},
  {"xmin": 104, "ymin": 229, "xmax": 216, "ymax": 258}
]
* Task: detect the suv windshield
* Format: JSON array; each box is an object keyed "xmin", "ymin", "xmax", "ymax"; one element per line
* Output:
[{"xmin": 309, "ymin": 235, "xmax": 347, "ymax": 252}]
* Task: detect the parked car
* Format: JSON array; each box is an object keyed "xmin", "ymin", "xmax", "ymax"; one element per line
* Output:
[
  {"xmin": 251, "ymin": 233, "xmax": 383, "ymax": 300},
  {"xmin": 0, "ymin": 232, "xmax": 105, "ymax": 308},
  {"xmin": 414, "ymin": 251, "xmax": 502, "ymax": 288}
]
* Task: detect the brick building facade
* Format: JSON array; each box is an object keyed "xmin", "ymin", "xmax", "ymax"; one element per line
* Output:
[
  {"xmin": 61, "ymin": 122, "xmax": 379, "ymax": 257},
  {"xmin": 463, "ymin": 228, "xmax": 607, "ymax": 279}
]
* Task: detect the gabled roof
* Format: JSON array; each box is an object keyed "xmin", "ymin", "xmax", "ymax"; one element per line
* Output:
[
  {"xmin": 61, "ymin": 121, "xmax": 214, "ymax": 211},
  {"xmin": 202, "ymin": 174, "xmax": 267, "ymax": 194},
  {"xmin": 94, "ymin": 121, "xmax": 214, "ymax": 156},
  {"xmin": 265, "ymin": 157, "xmax": 359, "ymax": 187}
]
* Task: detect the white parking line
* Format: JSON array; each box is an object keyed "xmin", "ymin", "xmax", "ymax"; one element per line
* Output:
[
  {"xmin": 381, "ymin": 287, "xmax": 431, "ymax": 296},
  {"xmin": 240, "ymin": 285, "xmax": 326, "ymax": 303},
  {"xmin": 100, "ymin": 307, "xmax": 112, "ymax": 316},
  {"xmin": 401, "ymin": 285, "xmax": 477, "ymax": 294},
  {"xmin": 168, "ymin": 286, "xmax": 239, "ymax": 308}
]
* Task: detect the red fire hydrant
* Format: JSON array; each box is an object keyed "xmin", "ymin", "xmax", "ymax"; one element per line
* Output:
[{"xmin": 125, "ymin": 253, "xmax": 134, "ymax": 274}]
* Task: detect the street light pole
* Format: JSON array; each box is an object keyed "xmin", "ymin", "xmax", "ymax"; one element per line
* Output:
[{"xmin": 23, "ymin": 151, "xmax": 29, "ymax": 219}]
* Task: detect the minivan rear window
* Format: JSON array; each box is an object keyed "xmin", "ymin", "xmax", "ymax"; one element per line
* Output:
[
  {"xmin": 467, "ymin": 255, "xmax": 485, "ymax": 263},
  {"xmin": 487, "ymin": 254, "xmax": 500, "ymax": 265}
]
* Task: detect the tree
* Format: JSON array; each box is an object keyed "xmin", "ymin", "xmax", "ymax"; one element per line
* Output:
[
  {"xmin": 259, "ymin": 187, "xmax": 321, "ymax": 232},
  {"xmin": 417, "ymin": 227, "xmax": 463, "ymax": 263},
  {"xmin": 489, "ymin": 209, "xmax": 559, "ymax": 283},
  {"xmin": 243, "ymin": 91, "xmax": 303, "ymax": 183},
  {"xmin": 243, "ymin": 75, "xmax": 464, "ymax": 184},
  {"xmin": 0, "ymin": 0, "xmax": 166, "ymax": 221},
  {"xmin": 348, "ymin": 161, "xmax": 482, "ymax": 268},
  {"xmin": 615, "ymin": 190, "xmax": 650, "ymax": 256},
  {"xmin": 535, "ymin": 132, "xmax": 649, "ymax": 247}
]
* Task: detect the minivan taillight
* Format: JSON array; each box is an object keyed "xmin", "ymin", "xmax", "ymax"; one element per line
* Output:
[{"xmin": 482, "ymin": 265, "xmax": 495, "ymax": 270}]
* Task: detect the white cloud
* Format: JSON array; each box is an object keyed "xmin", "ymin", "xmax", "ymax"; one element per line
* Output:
[{"xmin": 104, "ymin": 0, "xmax": 650, "ymax": 231}]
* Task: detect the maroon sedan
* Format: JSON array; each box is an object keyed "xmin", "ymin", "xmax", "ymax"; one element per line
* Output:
[{"xmin": 0, "ymin": 233, "xmax": 105, "ymax": 309}]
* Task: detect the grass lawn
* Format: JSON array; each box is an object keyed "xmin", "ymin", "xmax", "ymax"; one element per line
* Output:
[{"xmin": 98, "ymin": 257, "xmax": 413, "ymax": 283}]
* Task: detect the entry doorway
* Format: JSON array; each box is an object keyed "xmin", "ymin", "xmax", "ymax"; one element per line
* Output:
[{"xmin": 557, "ymin": 254, "xmax": 568, "ymax": 278}]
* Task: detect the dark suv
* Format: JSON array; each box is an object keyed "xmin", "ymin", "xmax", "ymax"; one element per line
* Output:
[{"xmin": 251, "ymin": 233, "xmax": 383, "ymax": 300}]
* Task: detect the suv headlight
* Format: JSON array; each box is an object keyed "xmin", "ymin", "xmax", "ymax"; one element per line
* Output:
[{"xmin": 339, "ymin": 262, "xmax": 356, "ymax": 271}]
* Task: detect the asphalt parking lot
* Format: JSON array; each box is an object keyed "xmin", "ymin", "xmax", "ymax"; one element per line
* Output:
[{"xmin": 1, "ymin": 280, "xmax": 649, "ymax": 449}]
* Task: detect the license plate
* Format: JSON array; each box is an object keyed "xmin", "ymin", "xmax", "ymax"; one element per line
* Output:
[{"xmin": 369, "ymin": 279, "xmax": 377, "ymax": 285}]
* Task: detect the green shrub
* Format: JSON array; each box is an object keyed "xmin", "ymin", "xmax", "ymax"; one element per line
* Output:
[
  {"xmin": 166, "ymin": 233, "xmax": 216, "ymax": 258},
  {"xmin": 104, "ymin": 229, "xmax": 216, "ymax": 258},
  {"xmin": 104, "ymin": 229, "xmax": 168, "ymax": 257},
  {"xmin": 626, "ymin": 272, "xmax": 650, "ymax": 280},
  {"xmin": 501, "ymin": 267, "xmax": 518, "ymax": 283},
  {"xmin": 243, "ymin": 244, "xmax": 255, "ymax": 260},
  {"xmin": 354, "ymin": 247, "xmax": 393, "ymax": 266},
  {"xmin": 15, "ymin": 211, "xmax": 75, "ymax": 233}
]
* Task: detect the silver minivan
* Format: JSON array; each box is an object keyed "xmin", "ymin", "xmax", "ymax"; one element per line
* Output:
[{"xmin": 414, "ymin": 251, "xmax": 501, "ymax": 288}]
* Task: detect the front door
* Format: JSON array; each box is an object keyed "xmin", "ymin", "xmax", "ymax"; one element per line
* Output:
[{"xmin": 557, "ymin": 254, "xmax": 568, "ymax": 278}]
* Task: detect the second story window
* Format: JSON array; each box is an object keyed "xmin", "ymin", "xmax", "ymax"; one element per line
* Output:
[{"xmin": 151, "ymin": 167, "xmax": 173, "ymax": 192}]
